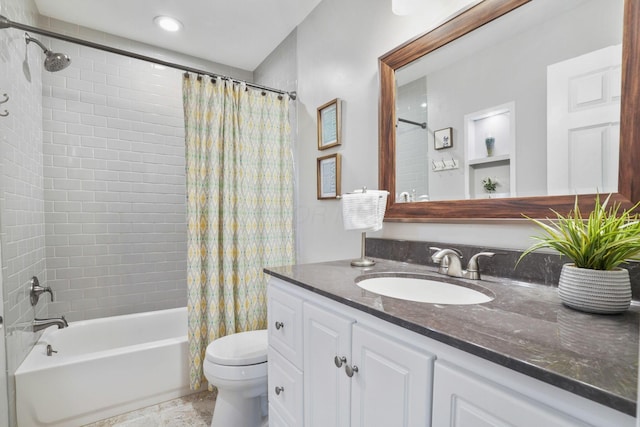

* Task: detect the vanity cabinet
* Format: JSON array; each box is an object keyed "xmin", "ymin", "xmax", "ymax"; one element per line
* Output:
[
  {"xmin": 268, "ymin": 278, "xmax": 435, "ymax": 427},
  {"xmin": 267, "ymin": 276, "xmax": 633, "ymax": 427},
  {"xmin": 303, "ymin": 302, "xmax": 434, "ymax": 427},
  {"xmin": 432, "ymin": 360, "xmax": 588, "ymax": 427}
]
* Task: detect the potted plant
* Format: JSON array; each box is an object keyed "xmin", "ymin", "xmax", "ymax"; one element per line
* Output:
[
  {"xmin": 518, "ymin": 194, "xmax": 640, "ymax": 314},
  {"xmin": 482, "ymin": 177, "xmax": 498, "ymax": 194}
]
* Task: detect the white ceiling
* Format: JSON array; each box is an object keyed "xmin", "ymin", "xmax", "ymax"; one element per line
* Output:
[{"xmin": 34, "ymin": 0, "xmax": 323, "ymax": 71}]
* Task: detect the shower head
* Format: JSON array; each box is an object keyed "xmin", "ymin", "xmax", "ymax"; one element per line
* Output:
[{"xmin": 25, "ymin": 32, "xmax": 71, "ymax": 72}]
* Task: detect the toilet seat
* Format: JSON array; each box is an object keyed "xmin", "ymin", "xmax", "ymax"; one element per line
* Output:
[
  {"xmin": 205, "ymin": 329, "xmax": 268, "ymax": 366},
  {"xmin": 204, "ymin": 359, "xmax": 267, "ymax": 382}
]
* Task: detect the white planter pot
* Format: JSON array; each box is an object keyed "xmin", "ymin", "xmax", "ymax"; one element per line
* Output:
[{"xmin": 558, "ymin": 264, "xmax": 632, "ymax": 314}]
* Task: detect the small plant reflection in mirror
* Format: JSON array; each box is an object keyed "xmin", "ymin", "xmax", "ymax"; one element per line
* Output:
[{"xmin": 482, "ymin": 177, "xmax": 498, "ymax": 193}]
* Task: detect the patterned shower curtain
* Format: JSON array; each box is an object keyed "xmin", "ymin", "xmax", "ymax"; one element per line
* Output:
[{"xmin": 182, "ymin": 74, "xmax": 295, "ymax": 389}]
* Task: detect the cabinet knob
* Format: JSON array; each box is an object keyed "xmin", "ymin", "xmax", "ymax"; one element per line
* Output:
[
  {"xmin": 275, "ymin": 386, "xmax": 285, "ymax": 395},
  {"xmin": 334, "ymin": 355, "xmax": 347, "ymax": 368},
  {"xmin": 275, "ymin": 321, "xmax": 284, "ymax": 330},
  {"xmin": 345, "ymin": 364, "xmax": 359, "ymax": 377}
]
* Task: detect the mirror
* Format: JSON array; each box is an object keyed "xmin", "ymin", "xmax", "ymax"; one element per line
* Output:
[{"xmin": 379, "ymin": 0, "xmax": 640, "ymax": 219}]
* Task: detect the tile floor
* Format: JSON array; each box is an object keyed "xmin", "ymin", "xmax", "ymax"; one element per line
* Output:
[{"xmin": 82, "ymin": 390, "xmax": 216, "ymax": 427}]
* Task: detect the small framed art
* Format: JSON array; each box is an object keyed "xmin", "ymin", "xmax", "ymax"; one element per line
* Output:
[
  {"xmin": 317, "ymin": 98, "xmax": 341, "ymax": 150},
  {"xmin": 317, "ymin": 153, "xmax": 341, "ymax": 199},
  {"xmin": 434, "ymin": 127, "xmax": 453, "ymax": 150}
]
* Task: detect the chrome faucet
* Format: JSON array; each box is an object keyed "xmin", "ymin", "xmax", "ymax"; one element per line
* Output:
[
  {"xmin": 33, "ymin": 316, "xmax": 68, "ymax": 332},
  {"xmin": 430, "ymin": 247, "xmax": 463, "ymax": 276},
  {"xmin": 430, "ymin": 247, "xmax": 495, "ymax": 280}
]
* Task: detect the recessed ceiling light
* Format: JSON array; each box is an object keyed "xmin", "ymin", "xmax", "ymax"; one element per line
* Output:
[
  {"xmin": 154, "ymin": 16, "xmax": 183, "ymax": 32},
  {"xmin": 391, "ymin": 0, "xmax": 425, "ymax": 16}
]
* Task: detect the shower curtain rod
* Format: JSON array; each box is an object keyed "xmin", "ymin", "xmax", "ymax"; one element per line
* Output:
[
  {"xmin": 0, "ymin": 14, "xmax": 297, "ymax": 100},
  {"xmin": 397, "ymin": 118, "xmax": 426, "ymax": 129}
]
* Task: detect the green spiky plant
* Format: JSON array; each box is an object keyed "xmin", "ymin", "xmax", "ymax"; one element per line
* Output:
[
  {"xmin": 482, "ymin": 177, "xmax": 498, "ymax": 193},
  {"xmin": 518, "ymin": 194, "xmax": 640, "ymax": 271}
]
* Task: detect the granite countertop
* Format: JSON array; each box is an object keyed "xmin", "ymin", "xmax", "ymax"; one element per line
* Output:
[{"xmin": 264, "ymin": 258, "xmax": 639, "ymax": 416}]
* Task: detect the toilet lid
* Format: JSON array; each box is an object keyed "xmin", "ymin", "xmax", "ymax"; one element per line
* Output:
[{"xmin": 205, "ymin": 329, "xmax": 268, "ymax": 366}]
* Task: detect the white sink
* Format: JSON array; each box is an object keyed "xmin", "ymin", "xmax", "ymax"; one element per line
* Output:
[{"xmin": 356, "ymin": 275, "xmax": 493, "ymax": 305}]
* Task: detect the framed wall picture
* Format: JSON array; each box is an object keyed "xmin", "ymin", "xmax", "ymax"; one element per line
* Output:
[
  {"xmin": 434, "ymin": 127, "xmax": 453, "ymax": 150},
  {"xmin": 317, "ymin": 153, "xmax": 341, "ymax": 199},
  {"xmin": 317, "ymin": 98, "xmax": 341, "ymax": 150}
]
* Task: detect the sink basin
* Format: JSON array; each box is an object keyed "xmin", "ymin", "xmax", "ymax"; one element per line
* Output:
[{"xmin": 355, "ymin": 274, "xmax": 494, "ymax": 305}]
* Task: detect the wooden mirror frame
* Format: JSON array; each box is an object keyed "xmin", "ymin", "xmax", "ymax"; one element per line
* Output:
[{"xmin": 379, "ymin": 0, "xmax": 640, "ymax": 220}]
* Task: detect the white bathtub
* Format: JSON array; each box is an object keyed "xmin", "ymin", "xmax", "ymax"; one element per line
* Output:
[{"xmin": 15, "ymin": 307, "xmax": 193, "ymax": 427}]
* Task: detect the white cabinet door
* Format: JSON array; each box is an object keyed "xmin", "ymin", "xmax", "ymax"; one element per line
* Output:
[
  {"xmin": 303, "ymin": 302, "xmax": 354, "ymax": 427},
  {"xmin": 432, "ymin": 360, "xmax": 589, "ymax": 427},
  {"xmin": 351, "ymin": 323, "xmax": 435, "ymax": 427}
]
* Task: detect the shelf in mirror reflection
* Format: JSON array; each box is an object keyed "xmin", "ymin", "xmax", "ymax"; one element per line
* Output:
[{"xmin": 467, "ymin": 154, "xmax": 510, "ymax": 166}]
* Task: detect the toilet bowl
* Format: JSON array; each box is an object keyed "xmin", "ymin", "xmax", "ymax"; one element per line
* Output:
[{"xmin": 203, "ymin": 329, "xmax": 268, "ymax": 427}]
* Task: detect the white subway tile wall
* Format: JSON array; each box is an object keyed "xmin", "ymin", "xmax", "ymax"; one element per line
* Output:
[
  {"xmin": 42, "ymin": 38, "xmax": 189, "ymax": 321},
  {"xmin": 0, "ymin": 2, "xmax": 46, "ymax": 425},
  {"xmin": 396, "ymin": 78, "xmax": 429, "ymax": 200}
]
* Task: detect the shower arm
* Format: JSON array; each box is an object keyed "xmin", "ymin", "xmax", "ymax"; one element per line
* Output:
[
  {"xmin": 0, "ymin": 14, "xmax": 297, "ymax": 100},
  {"xmin": 25, "ymin": 33, "xmax": 50, "ymax": 53}
]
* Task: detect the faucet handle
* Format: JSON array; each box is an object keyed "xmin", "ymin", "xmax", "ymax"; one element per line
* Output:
[
  {"xmin": 30, "ymin": 276, "xmax": 54, "ymax": 306},
  {"xmin": 465, "ymin": 252, "xmax": 495, "ymax": 280}
]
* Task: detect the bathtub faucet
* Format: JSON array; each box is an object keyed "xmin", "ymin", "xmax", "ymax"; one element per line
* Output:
[{"xmin": 33, "ymin": 316, "xmax": 68, "ymax": 332}]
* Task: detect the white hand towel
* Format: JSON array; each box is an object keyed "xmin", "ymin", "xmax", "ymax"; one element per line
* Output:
[
  {"xmin": 372, "ymin": 190, "xmax": 388, "ymax": 231},
  {"xmin": 341, "ymin": 190, "xmax": 388, "ymax": 232}
]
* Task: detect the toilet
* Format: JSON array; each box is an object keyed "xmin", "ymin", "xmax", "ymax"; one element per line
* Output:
[{"xmin": 203, "ymin": 329, "xmax": 269, "ymax": 427}]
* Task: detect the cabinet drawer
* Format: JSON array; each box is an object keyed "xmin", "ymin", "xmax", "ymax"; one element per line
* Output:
[
  {"xmin": 268, "ymin": 347, "xmax": 303, "ymax": 426},
  {"xmin": 268, "ymin": 280, "xmax": 304, "ymax": 368}
]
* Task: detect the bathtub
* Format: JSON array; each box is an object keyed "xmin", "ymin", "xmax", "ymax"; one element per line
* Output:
[{"xmin": 15, "ymin": 307, "xmax": 193, "ymax": 427}]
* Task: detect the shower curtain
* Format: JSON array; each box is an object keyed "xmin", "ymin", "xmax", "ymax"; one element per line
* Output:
[{"xmin": 183, "ymin": 74, "xmax": 295, "ymax": 389}]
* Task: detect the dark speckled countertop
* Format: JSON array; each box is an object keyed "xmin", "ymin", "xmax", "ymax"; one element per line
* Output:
[{"xmin": 264, "ymin": 258, "xmax": 639, "ymax": 416}]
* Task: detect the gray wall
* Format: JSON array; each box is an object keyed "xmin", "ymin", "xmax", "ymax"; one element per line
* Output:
[
  {"xmin": 260, "ymin": 0, "xmax": 547, "ymax": 264},
  {"xmin": 292, "ymin": 0, "xmax": 480, "ymax": 263},
  {"xmin": 255, "ymin": 0, "xmax": 628, "ymax": 262}
]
